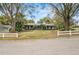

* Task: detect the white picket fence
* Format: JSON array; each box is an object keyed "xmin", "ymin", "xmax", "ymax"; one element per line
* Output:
[
  {"xmin": 0, "ymin": 33, "xmax": 18, "ymax": 38},
  {"xmin": 57, "ymin": 30, "xmax": 79, "ymax": 37}
]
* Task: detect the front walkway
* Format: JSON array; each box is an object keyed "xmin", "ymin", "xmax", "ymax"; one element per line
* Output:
[{"xmin": 0, "ymin": 36, "xmax": 79, "ymax": 55}]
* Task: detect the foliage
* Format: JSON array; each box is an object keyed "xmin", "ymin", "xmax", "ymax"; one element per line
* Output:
[
  {"xmin": 15, "ymin": 21, "xmax": 23, "ymax": 32},
  {"xmin": 38, "ymin": 17, "xmax": 53, "ymax": 24},
  {"xmin": 40, "ymin": 24, "xmax": 46, "ymax": 30},
  {"xmin": 50, "ymin": 3, "xmax": 79, "ymax": 30},
  {"xmin": 0, "ymin": 15, "xmax": 9, "ymax": 25},
  {"xmin": 0, "ymin": 3, "xmax": 25, "ymax": 32},
  {"xmin": 27, "ymin": 19, "xmax": 35, "ymax": 23},
  {"xmin": 53, "ymin": 15, "xmax": 64, "ymax": 30}
]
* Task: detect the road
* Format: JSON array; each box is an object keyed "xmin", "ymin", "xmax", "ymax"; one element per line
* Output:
[{"xmin": 0, "ymin": 36, "xmax": 79, "ymax": 55}]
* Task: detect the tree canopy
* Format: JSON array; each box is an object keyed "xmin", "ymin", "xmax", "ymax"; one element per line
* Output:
[
  {"xmin": 50, "ymin": 3, "xmax": 79, "ymax": 30},
  {"xmin": 38, "ymin": 17, "xmax": 53, "ymax": 24}
]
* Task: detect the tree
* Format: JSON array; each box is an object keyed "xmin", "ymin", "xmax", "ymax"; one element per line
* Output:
[
  {"xmin": 50, "ymin": 3, "xmax": 79, "ymax": 30},
  {"xmin": 15, "ymin": 13, "xmax": 28, "ymax": 32},
  {"xmin": 38, "ymin": 17, "xmax": 53, "ymax": 24},
  {"xmin": 0, "ymin": 15, "xmax": 7, "ymax": 24},
  {"xmin": 53, "ymin": 15, "xmax": 64, "ymax": 30},
  {"xmin": 27, "ymin": 19, "xmax": 35, "ymax": 23},
  {"xmin": 0, "ymin": 3, "xmax": 24, "ymax": 32}
]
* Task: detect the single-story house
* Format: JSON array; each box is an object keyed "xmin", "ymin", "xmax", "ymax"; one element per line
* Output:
[
  {"xmin": 0, "ymin": 23, "xmax": 55, "ymax": 33},
  {"xmin": 23, "ymin": 23, "xmax": 55, "ymax": 30}
]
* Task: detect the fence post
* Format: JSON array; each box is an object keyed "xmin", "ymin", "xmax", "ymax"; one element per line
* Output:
[
  {"xmin": 16, "ymin": 33, "xmax": 18, "ymax": 38},
  {"xmin": 3, "ymin": 33, "xmax": 4, "ymax": 38},
  {"xmin": 57, "ymin": 30, "xmax": 59, "ymax": 37},
  {"xmin": 69, "ymin": 30, "xmax": 72, "ymax": 36}
]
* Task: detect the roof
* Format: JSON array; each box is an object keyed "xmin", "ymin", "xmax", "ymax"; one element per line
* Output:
[{"xmin": 24, "ymin": 23, "xmax": 55, "ymax": 26}]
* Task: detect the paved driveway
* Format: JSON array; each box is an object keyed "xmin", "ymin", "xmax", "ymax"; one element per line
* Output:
[{"xmin": 0, "ymin": 36, "xmax": 79, "ymax": 55}]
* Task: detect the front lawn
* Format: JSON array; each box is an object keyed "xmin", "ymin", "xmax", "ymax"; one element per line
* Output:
[
  {"xmin": 19, "ymin": 30, "xmax": 57, "ymax": 39},
  {"xmin": 0, "ymin": 30, "xmax": 57, "ymax": 40}
]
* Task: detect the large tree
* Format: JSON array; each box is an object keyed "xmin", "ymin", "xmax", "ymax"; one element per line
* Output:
[
  {"xmin": 0, "ymin": 3, "xmax": 24, "ymax": 32},
  {"xmin": 50, "ymin": 3, "xmax": 79, "ymax": 30}
]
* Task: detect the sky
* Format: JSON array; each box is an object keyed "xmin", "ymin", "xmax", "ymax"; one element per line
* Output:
[
  {"xmin": 24, "ymin": 3, "xmax": 79, "ymax": 24},
  {"xmin": 0, "ymin": 3, "xmax": 79, "ymax": 24},
  {"xmin": 24, "ymin": 3, "xmax": 54, "ymax": 23}
]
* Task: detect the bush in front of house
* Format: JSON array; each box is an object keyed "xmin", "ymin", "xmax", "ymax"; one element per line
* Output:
[
  {"xmin": 15, "ymin": 21, "xmax": 23, "ymax": 32},
  {"xmin": 40, "ymin": 24, "xmax": 46, "ymax": 30}
]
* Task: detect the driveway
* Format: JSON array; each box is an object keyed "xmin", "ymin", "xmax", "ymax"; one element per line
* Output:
[{"xmin": 0, "ymin": 36, "xmax": 79, "ymax": 55}]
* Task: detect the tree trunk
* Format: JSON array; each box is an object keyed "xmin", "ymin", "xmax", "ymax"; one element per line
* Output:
[
  {"xmin": 64, "ymin": 18, "xmax": 70, "ymax": 31},
  {"xmin": 11, "ymin": 22, "xmax": 16, "ymax": 32},
  {"xmin": 10, "ymin": 18, "xmax": 16, "ymax": 33}
]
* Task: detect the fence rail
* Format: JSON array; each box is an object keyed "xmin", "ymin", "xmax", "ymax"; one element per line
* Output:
[
  {"xmin": 57, "ymin": 30, "xmax": 79, "ymax": 37},
  {"xmin": 0, "ymin": 33, "xmax": 18, "ymax": 38}
]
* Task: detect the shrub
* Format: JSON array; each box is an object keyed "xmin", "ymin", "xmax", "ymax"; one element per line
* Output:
[{"xmin": 15, "ymin": 21, "xmax": 23, "ymax": 32}]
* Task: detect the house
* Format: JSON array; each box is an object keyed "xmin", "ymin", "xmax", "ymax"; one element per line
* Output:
[
  {"xmin": 23, "ymin": 23, "xmax": 55, "ymax": 30},
  {"xmin": 0, "ymin": 23, "xmax": 55, "ymax": 33}
]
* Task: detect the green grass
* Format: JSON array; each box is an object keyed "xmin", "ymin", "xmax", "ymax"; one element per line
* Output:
[{"xmin": 0, "ymin": 30, "xmax": 57, "ymax": 40}]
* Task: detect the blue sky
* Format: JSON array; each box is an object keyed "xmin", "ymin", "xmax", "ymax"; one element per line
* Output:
[
  {"xmin": 25, "ymin": 3, "xmax": 54, "ymax": 23},
  {"xmin": 0, "ymin": 3, "xmax": 79, "ymax": 24},
  {"xmin": 24, "ymin": 3, "xmax": 79, "ymax": 24}
]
